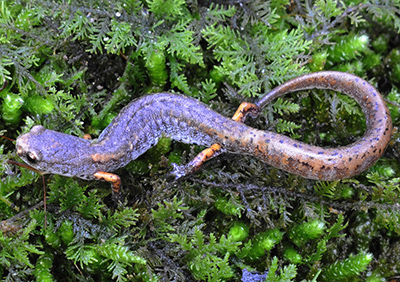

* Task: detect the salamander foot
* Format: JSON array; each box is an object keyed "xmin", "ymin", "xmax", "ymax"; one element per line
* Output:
[{"xmin": 170, "ymin": 163, "xmax": 195, "ymax": 179}]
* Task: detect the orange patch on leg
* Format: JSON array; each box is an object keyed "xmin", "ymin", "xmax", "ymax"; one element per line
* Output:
[
  {"xmin": 180, "ymin": 102, "xmax": 261, "ymax": 176},
  {"xmin": 94, "ymin": 171, "xmax": 121, "ymax": 194},
  {"xmin": 232, "ymin": 102, "xmax": 260, "ymax": 122}
]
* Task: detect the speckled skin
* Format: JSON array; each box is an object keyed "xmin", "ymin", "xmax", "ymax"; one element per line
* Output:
[{"xmin": 16, "ymin": 71, "xmax": 392, "ymax": 181}]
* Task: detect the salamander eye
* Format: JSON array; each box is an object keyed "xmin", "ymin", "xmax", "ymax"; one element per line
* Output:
[{"xmin": 25, "ymin": 150, "xmax": 42, "ymax": 164}]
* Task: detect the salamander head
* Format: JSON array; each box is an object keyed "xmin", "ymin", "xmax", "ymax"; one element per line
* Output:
[{"xmin": 16, "ymin": 125, "xmax": 93, "ymax": 178}]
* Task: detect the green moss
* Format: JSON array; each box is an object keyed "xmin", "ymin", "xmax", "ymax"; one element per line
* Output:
[
  {"xmin": 44, "ymin": 226, "xmax": 61, "ymax": 249},
  {"xmin": 1, "ymin": 92, "xmax": 24, "ymax": 124},
  {"xmin": 371, "ymin": 33, "xmax": 390, "ymax": 53},
  {"xmin": 322, "ymin": 251, "xmax": 373, "ymax": 281},
  {"xmin": 228, "ymin": 222, "xmax": 249, "ymax": 242},
  {"xmin": 362, "ymin": 50, "xmax": 381, "ymax": 71},
  {"xmin": 239, "ymin": 228, "xmax": 285, "ymax": 260},
  {"xmin": 34, "ymin": 253, "xmax": 55, "ymax": 282},
  {"xmin": 169, "ymin": 228, "xmax": 240, "ymax": 281},
  {"xmin": 98, "ymin": 243, "xmax": 146, "ymax": 265},
  {"xmin": 145, "ymin": 49, "xmax": 168, "ymax": 86},
  {"xmin": 327, "ymin": 34, "xmax": 369, "ymax": 64},
  {"xmin": 387, "ymin": 87, "xmax": 400, "ymax": 123},
  {"xmin": 289, "ymin": 219, "xmax": 326, "ymax": 247},
  {"xmin": 58, "ymin": 220, "xmax": 74, "ymax": 245},
  {"xmin": 24, "ymin": 95, "xmax": 54, "ymax": 115},
  {"xmin": 388, "ymin": 49, "xmax": 400, "ymax": 83},
  {"xmin": 284, "ymin": 247, "xmax": 303, "ymax": 264},
  {"xmin": 215, "ymin": 196, "xmax": 243, "ymax": 217},
  {"xmin": 340, "ymin": 186, "xmax": 354, "ymax": 199},
  {"xmin": 309, "ymin": 52, "xmax": 329, "ymax": 72}
]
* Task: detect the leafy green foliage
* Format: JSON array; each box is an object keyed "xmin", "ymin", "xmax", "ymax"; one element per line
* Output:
[
  {"xmin": 314, "ymin": 181, "xmax": 340, "ymax": 198},
  {"xmin": 365, "ymin": 0, "xmax": 400, "ymax": 31},
  {"xmin": 303, "ymin": 214, "xmax": 347, "ymax": 264},
  {"xmin": 0, "ymin": 219, "xmax": 43, "ymax": 268},
  {"xmin": 214, "ymin": 195, "xmax": 244, "ymax": 217},
  {"xmin": 202, "ymin": 19, "xmax": 310, "ymax": 97},
  {"xmin": 1, "ymin": 92, "xmax": 24, "ymax": 124},
  {"xmin": 309, "ymin": 52, "xmax": 329, "ymax": 72},
  {"xmin": 228, "ymin": 222, "xmax": 249, "ymax": 242},
  {"xmin": 270, "ymin": 94, "xmax": 302, "ymax": 138},
  {"xmin": 34, "ymin": 253, "xmax": 55, "ymax": 282},
  {"xmin": 152, "ymin": 197, "xmax": 188, "ymax": 236},
  {"xmin": 163, "ymin": 20, "xmax": 203, "ymax": 66},
  {"xmin": 0, "ymin": 162, "xmax": 38, "ymax": 218},
  {"xmin": 328, "ymin": 34, "xmax": 369, "ymax": 65},
  {"xmin": 276, "ymin": 119, "xmax": 302, "ymax": 136},
  {"xmin": 145, "ymin": 50, "xmax": 168, "ymax": 86},
  {"xmin": 60, "ymin": 10, "xmax": 94, "ymax": 41},
  {"xmin": 98, "ymin": 243, "xmax": 146, "ymax": 265},
  {"xmin": 106, "ymin": 20, "xmax": 137, "ymax": 54},
  {"xmin": 147, "ymin": 0, "xmax": 187, "ymax": 20},
  {"xmin": 169, "ymin": 228, "xmax": 240, "ymax": 281},
  {"xmin": 238, "ymin": 228, "xmax": 284, "ymax": 260},
  {"xmin": 264, "ymin": 257, "xmax": 298, "ymax": 282},
  {"xmin": 386, "ymin": 87, "xmax": 400, "ymax": 122},
  {"xmin": 200, "ymin": 79, "xmax": 217, "ymax": 103},
  {"xmin": 284, "ymin": 247, "xmax": 302, "ymax": 264},
  {"xmin": 272, "ymin": 98, "xmax": 300, "ymax": 115},
  {"xmin": 321, "ymin": 251, "xmax": 373, "ymax": 281},
  {"xmin": 289, "ymin": 219, "xmax": 326, "ymax": 247}
]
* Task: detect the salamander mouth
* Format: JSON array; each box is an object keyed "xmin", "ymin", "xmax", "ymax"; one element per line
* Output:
[{"xmin": 7, "ymin": 159, "xmax": 45, "ymax": 175}]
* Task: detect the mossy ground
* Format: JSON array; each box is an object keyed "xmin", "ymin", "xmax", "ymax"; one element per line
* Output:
[{"xmin": 0, "ymin": 0, "xmax": 400, "ymax": 281}]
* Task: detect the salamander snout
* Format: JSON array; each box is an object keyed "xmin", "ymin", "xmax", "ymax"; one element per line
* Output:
[
  {"xmin": 15, "ymin": 125, "xmax": 95, "ymax": 177},
  {"xmin": 16, "ymin": 135, "xmax": 43, "ymax": 166},
  {"xmin": 16, "ymin": 145, "xmax": 43, "ymax": 164},
  {"xmin": 15, "ymin": 125, "xmax": 47, "ymax": 167}
]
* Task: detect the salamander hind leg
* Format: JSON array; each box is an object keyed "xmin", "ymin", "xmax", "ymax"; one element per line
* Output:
[
  {"xmin": 171, "ymin": 144, "xmax": 224, "ymax": 178},
  {"xmin": 231, "ymin": 102, "xmax": 260, "ymax": 122},
  {"xmin": 171, "ymin": 102, "xmax": 260, "ymax": 179}
]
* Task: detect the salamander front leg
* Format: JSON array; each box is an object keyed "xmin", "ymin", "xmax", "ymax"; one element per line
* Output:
[
  {"xmin": 94, "ymin": 171, "xmax": 121, "ymax": 200},
  {"xmin": 171, "ymin": 102, "xmax": 260, "ymax": 179}
]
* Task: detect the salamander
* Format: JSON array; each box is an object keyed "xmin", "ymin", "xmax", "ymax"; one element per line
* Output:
[{"xmin": 15, "ymin": 71, "xmax": 392, "ymax": 192}]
